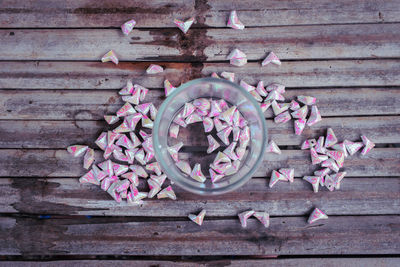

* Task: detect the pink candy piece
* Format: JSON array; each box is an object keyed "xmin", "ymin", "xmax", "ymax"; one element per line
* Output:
[
  {"xmin": 113, "ymin": 163, "xmax": 129, "ymax": 176},
  {"xmin": 173, "ymin": 113, "xmax": 187, "ymax": 128},
  {"xmin": 176, "ymin": 160, "xmax": 192, "ymax": 175},
  {"xmin": 92, "ymin": 165, "xmax": 107, "ymax": 182},
  {"xmin": 279, "ymin": 168, "xmax": 294, "ymax": 183},
  {"xmin": 214, "ymin": 151, "xmax": 231, "ymax": 165},
  {"xmin": 238, "ymin": 210, "xmax": 255, "ymax": 228},
  {"xmin": 208, "ymin": 100, "xmax": 222, "ymax": 117},
  {"xmin": 150, "ymin": 174, "xmax": 167, "ymax": 189},
  {"xmin": 321, "ymin": 158, "xmax": 339, "ymax": 172},
  {"xmin": 145, "ymin": 162, "xmax": 162, "ymax": 176},
  {"xmin": 331, "ymin": 171, "xmax": 346, "ymax": 190},
  {"xmin": 193, "ymin": 98, "xmax": 211, "ymax": 111},
  {"xmin": 113, "ymin": 120, "xmax": 131, "ymax": 133},
  {"xmin": 227, "ymin": 49, "xmax": 247, "ymax": 67},
  {"xmin": 141, "ymin": 115, "xmax": 154, "ymax": 129},
  {"xmin": 361, "ymin": 135, "xmax": 375, "ymax": 155},
  {"xmin": 236, "ymin": 146, "xmax": 246, "ymax": 160},
  {"xmin": 253, "ymin": 212, "xmax": 270, "ymax": 228},
  {"xmin": 260, "ymin": 101, "xmax": 272, "ymax": 113},
  {"xmin": 164, "ymin": 79, "xmax": 177, "ymax": 97},
  {"xmin": 271, "ymin": 100, "xmax": 289, "ymax": 116},
  {"xmin": 210, "ymin": 162, "xmax": 232, "ymax": 174},
  {"xmin": 104, "ymin": 115, "xmax": 119, "ymax": 125},
  {"xmin": 344, "ymin": 140, "xmax": 364, "ymax": 156},
  {"xmin": 310, "ymin": 148, "xmax": 328, "ymax": 165},
  {"xmin": 209, "ymin": 168, "xmax": 224, "ymax": 183},
  {"xmin": 117, "ymin": 102, "xmax": 136, "ymax": 117},
  {"xmin": 290, "ymin": 100, "xmax": 301, "ymax": 111},
  {"xmin": 122, "ymin": 172, "xmax": 139, "ymax": 187},
  {"xmin": 307, "ymin": 105, "xmax": 322, "ymax": 126},
  {"xmin": 303, "ymin": 176, "xmax": 321, "ymax": 193},
  {"xmin": 185, "ymin": 113, "xmax": 203, "ymax": 125},
  {"xmin": 239, "ymin": 126, "xmax": 250, "ymax": 148},
  {"xmin": 220, "ymin": 71, "xmax": 235, "ymax": 82},
  {"xmin": 157, "ymin": 185, "xmax": 177, "ymax": 200},
  {"xmin": 95, "ymin": 132, "xmax": 107, "ymax": 151},
  {"xmin": 315, "ymin": 136, "xmax": 326, "ymax": 154},
  {"xmin": 146, "ymin": 64, "xmax": 163, "ymax": 74},
  {"xmin": 266, "ymin": 83, "xmax": 285, "ymax": 94},
  {"xmin": 232, "ymin": 126, "xmax": 241, "ymax": 142},
  {"xmin": 301, "ymin": 139, "xmax": 317, "ymax": 150},
  {"xmin": 98, "ymin": 160, "xmax": 114, "ymax": 176},
  {"xmin": 121, "ymin": 19, "xmax": 136, "ymax": 35},
  {"xmin": 269, "ymin": 170, "xmax": 286, "ymax": 188},
  {"xmin": 265, "ymin": 90, "xmax": 285, "ymax": 102},
  {"xmin": 174, "ymin": 17, "xmax": 195, "ymax": 34},
  {"xmin": 119, "ymin": 80, "xmax": 134, "ymax": 95},
  {"xmin": 217, "ymin": 126, "xmax": 232, "ymax": 146},
  {"xmin": 100, "ymin": 176, "xmax": 117, "ymax": 191},
  {"xmin": 142, "ymin": 135, "xmax": 154, "ymax": 154},
  {"xmin": 256, "ymin": 81, "xmax": 268, "ymax": 97},
  {"xmin": 325, "ymin": 128, "xmax": 338, "ymax": 147},
  {"xmin": 107, "ymin": 182, "xmax": 122, "ymax": 203},
  {"xmin": 147, "ymin": 180, "xmax": 162, "ymax": 198},
  {"xmin": 214, "ymin": 117, "xmax": 228, "ymax": 132},
  {"xmin": 167, "ymin": 142, "xmax": 183, "ymax": 162},
  {"xmin": 240, "ymin": 80, "xmax": 255, "ymax": 92},
  {"xmin": 169, "ymin": 123, "xmax": 180, "ymax": 138},
  {"xmin": 294, "ymin": 118, "xmax": 307, "ymax": 135},
  {"xmin": 274, "ymin": 111, "xmax": 291, "ymax": 124},
  {"xmin": 211, "ymin": 72, "xmax": 220, "ymax": 78},
  {"xmin": 190, "ymin": 163, "xmax": 206, "ymax": 183},
  {"xmin": 223, "ymin": 142, "xmax": 238, "ymax": 161},
  {"xmin": 262, "ymin": 52, "xmax": 281, "ymax": 66},
  {"xmin": 291, "ymin": 105, "xmax": 308, "ymax": 119},
  {"xmin": 326, "ymin": 150, "xmax": 345, "ymax": 167},
  {"xmin": 297, "ymin": 95, "xmax": 317, "ymax": 106},
  {"xmin": 67, "ymin": 145, "xmax": 88, "ymax": 157},
  {"xmin": 266, "ymin": 140, "xmax": 281, "ymax": 154},
  {"xmin": 219, "ymin": 106, "xmax": 236, "ymax": 125},
  {"xmin": 79, "ymin": 169, "xmax": 98, "ymax": 185},
  {"xmin": 135, "ymin": 103, "xmax": 150, "ymax": 115},
  {"xmin": 101, "ymin": 50, "xmax": 119, "ymax": 65},
  {"xmin": 308, "ymin": 208, "xmax": 328, "ymax": 224},
  {"xmin": 181, "ymin": 103, "xmax": 196, "ymax": 118},
  {"xmin": 331, "ymin": 142, "xmax": 348, "ymax": 158},
  {"xmin": 207, "ymin": 135, "xmax": 220, "ymax": 154},
  {"xmin": 250, "ymin": 90, "xmax": 263, "ymax": 102},
  {"xmin": 227, "ymin": 10, "xmax": 245, "ymax": 30},
  {"xmin": 134, "ymin": 148, "xmax": 146, "ymax": 165},
  {"xmin": 202, "ymin": 117, "xmax": 214, "ymax": 133},
  {"xmin": 130, "ymin": 164, "xmax": 148, "ymax": 178},
  {"xmin": 188, "ymin": 209, "xmax": 206, "ymax": 226}
]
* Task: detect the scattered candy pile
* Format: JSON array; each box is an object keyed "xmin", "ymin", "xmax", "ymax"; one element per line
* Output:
[
  {"xmin": 66, "ymin": 10, "xmax": 376, "ymax": 227},
  {"xmin": 168, "ymin": 99, "xmax": 250, "ymax": 182}
]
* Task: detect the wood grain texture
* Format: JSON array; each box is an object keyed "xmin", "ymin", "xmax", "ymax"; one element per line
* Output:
[
  {"xmin": 1, "ymin": 148, "xmax": 399, "ymax": 178},
  {"xmin": 1, "ymin": 0, "xmax": 399, "ymax": 28},
  {"xmin": 1, "ymin": 116, "xmax": 399, "ymax": 149},
  {"xmin": 1, "ymin": 87, "xmax": 399, "ymax": 121},
  {"xmin": 0, "ymin": 215, "xmax": 399, "ymax": 255},
  {"xmin": 1, "ymin": 60, "xmax": 399, "ymax": 90},
  {"xmin": 1, "ymin": 177, "xmax": 399, "ymax": 216},
  {"xmin": 2, "ymin": 258, "xmax": 399, "ymax": 267},
  {"xmin": 1, "ymin": 24, "xmax": 400, "ymax": 61}
]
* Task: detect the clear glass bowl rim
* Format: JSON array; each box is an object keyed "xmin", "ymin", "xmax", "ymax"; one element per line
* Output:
[{"xmin": 153, "ymin": 77, "xmax": 268, "ymax": 195}]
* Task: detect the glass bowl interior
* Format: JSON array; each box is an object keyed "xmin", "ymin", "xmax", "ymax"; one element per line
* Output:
[{"xmin": 153, "ymin": 77, "xmax": 267, "ymax": 195}]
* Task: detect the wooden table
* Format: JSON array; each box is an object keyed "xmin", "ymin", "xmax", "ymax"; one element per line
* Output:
[{"xmin": 0, "ymin": 0, "xmax": 399, "ymax": 265}]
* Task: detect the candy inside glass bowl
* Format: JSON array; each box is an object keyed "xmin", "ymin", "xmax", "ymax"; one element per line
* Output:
[{"xmin": 153, "ymin": 77, "xmax": 267, "ymax": 195}]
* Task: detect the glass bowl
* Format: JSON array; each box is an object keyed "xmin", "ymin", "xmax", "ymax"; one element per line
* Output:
[{"xmin": 153, "ymin": 77, "xmax": 267, "ymax": 195}]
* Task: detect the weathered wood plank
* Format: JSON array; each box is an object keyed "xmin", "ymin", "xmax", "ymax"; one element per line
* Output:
[
  {"xmin": 1, "ymin": 24, "xmax": 400, "ymax": 61},
  {"xmin": 1, "ymin": 116, "xmax": 399, "ymax": 149},
  {"xmin": 0, "ymin": 215, "xmax": 399, "ymax": 255},
  {"xmin": 2, "ymin": 258, "xmax": 399, "ymax": 267},
  {"xmin": 1, "ymin": 148, "xmax": 398, "ymax": 178},
  {"xmin": 1, "ymin": 60, "xmax": 399, "ymax": 89},
  {"xmin": 1, "ymin": 0, "xmax": 399, "ymax": 28},
  {"xmin": 1, "ymin": 88, "xmax": 399, "ymax": 120},
  {"xmin": 1, "ymin": 177, "xmax": 399, "ymax": 216}
]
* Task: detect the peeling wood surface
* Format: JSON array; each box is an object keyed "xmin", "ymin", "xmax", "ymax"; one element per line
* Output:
[
  {"xmin": 1, "ymin": 24, "xmax": 400, "ymax": 61},
  {"xmin": 1, "ymin": 116, "xmax": 399, "ymax": 148},
  {"xmin": 1, "ymin": 0, "xmax": 400, "ymax": 28},
  {"xmin": 2, "ymin": 258, "xmax": 400, "ymax": 267},
  {"xmin": 1, "ymin": 60, "xmax": 399, "ymax": 89},
  {"xmin": 1, "ymin": 178, "xmax": 399, "ymax": 216},
  {"xmin": 1, "ymin": 148, "xmax": 399, "ymax": 178},
  {"xmin": 0, "ymin": 0, "xmax": 400, "ymax": 259},
  {"xmin": 0, "ymin": 215, "xmax": 399, "ymax": 255}
]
